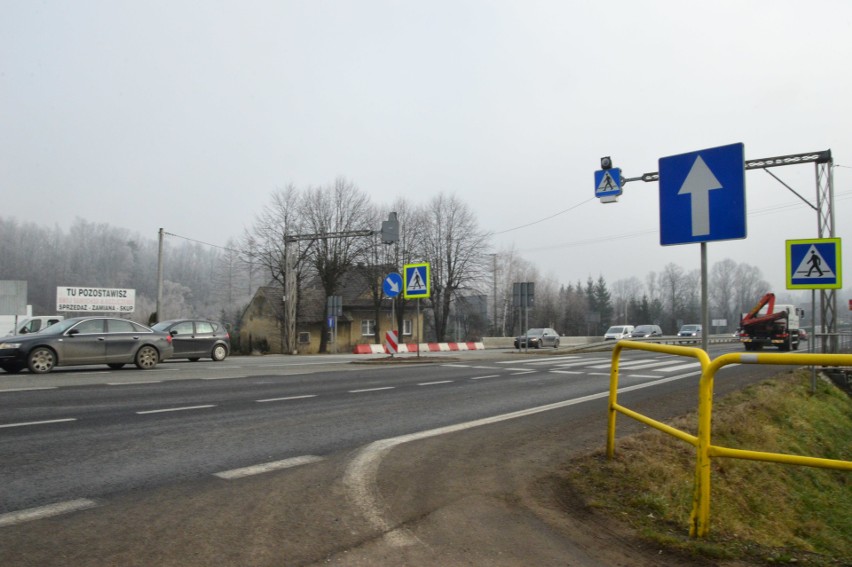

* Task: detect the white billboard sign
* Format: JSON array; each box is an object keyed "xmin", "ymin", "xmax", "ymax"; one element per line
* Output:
[{"xmin": 57, "ymin": 287, "xmax": 135, "ymax": 313}]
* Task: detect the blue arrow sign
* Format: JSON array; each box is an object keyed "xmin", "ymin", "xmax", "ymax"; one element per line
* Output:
[
  {"xmin": 383, "ymin": 272, "xmax": 403, "ymax": 298},
  {"xmin": 659, "ymin": 143, "xmax": 746, "ymax": 246}
]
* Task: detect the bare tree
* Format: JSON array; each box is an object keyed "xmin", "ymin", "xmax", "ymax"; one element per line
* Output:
[
  {"xmin": 416, "ymin": 194, "xmax": 490, "ymax": 341},
  {"xmin": 300, "ymin": 177, "xmax": 374, "ymax": 352}
]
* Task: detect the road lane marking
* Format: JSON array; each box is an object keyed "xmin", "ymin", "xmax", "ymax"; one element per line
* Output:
[
  {"xmin": 510, "ymin": 370, "xmax": 535, "ymax": 375},
  {"xmin": 470, "ymin": 375, "xmax": 500, "ymax": 380},
  {"xmin": 349, "ymin": 387, "xmax": 395, "ymax": 393},
  {"xmin": 201, "ymin": 375, "xmax": 247, "ymax": 380},
  {"xmin": 106, "ymin": 381, "xmax": 162, "ymax": 386},
  {"xmin": 0, "ymin": 418, "xmax": 76, "ymax": 429},
  {"xmin": 0, "ymin": 387, "xmax": 58, "ymax": 393},
  {"xmin": 256, "ymin": 395, "xmax": 317, "ymax": 403},
  {"xmin": 440, "ymin": 364, "xmax": 470, "ymax": 368},
  {"xmin": 214, "ymin": 456, "xmax": 324, "ymax": 480},
  {"xmin": 417, "ymin": 380, "xmax": 453, "ymax": 386},
  {"xmin": 136, "ymin": 405, "xmax": 216, "ymax": 415},
  {"xmin": 549, "ymin": 370, "xmax": 581, "ymax": 375},
  {"xmin": 0, "ymin": 499, "xmax": 98, "ymax": 528},
  {"xmin": 344, "ymin": 369, "xmax": 703, "ymax": 547},
  {"xmin": 659, "ymin": 362, "xmax": 702, "ymax": 372}
]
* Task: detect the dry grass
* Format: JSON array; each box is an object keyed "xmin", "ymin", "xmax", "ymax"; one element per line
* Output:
[{"xmin": 559, "ymin": 370, "xmax": 851, "ymax": 565}]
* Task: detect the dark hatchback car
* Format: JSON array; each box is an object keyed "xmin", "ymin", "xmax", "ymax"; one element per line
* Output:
[
  {"xmin": 152, "ymin": 319, "xmax": 230, "ymax": 362},
  {"xmin": 0, "ymin": 317, "xmax": 174, "ymax": 374},
  {"xmin": 514, "ymin": 328, "xmax": 560, "ymax": 349}
]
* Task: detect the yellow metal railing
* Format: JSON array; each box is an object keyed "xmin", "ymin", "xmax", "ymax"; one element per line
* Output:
[{"xmin": 607, "ymin": 341, "xmax": 852, "ymax": 538}]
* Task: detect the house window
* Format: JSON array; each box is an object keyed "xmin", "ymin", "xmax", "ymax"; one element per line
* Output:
[
  {"xmin": 298, "ymin": 332, "xmax": 311, "ymax": 344},
  {"xmin": 402, "ymin": 319, "xmax": 413, "ymax": 336},
  {"xmin": 361, "ymin": 319, "xmax": 376, "ymax": 336}
]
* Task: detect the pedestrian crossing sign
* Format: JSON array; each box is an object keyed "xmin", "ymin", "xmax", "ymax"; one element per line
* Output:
[
  {"xmin": 786, "ymin": 238, "xmax": 842, "ymax": 289},
  {"xmin": 403, "ymin": 262, "xmax": 431, "ymax": 299}
]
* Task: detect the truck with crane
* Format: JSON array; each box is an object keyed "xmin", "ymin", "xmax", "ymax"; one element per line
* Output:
[{"xmin": 738, "ymin": 293, "xmax": 804, "ymax": 351}]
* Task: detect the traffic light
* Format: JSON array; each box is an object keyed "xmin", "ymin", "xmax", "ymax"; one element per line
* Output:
[
  {"xmin": 381, "ymin": 212, "xmax": 399, "ymax": 244},
  {"xmin": 600, "ymin": 156, "xmax": 612, "ymax": 170}
]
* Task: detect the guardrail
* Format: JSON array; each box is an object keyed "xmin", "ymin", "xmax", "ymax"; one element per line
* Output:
[{"xmin": 607, "ymin": 340, "xmax": 852, "ymax": 537}]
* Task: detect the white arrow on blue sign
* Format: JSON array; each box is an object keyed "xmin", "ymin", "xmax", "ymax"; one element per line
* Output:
[
  {"xmin": 383, "ymin": 272, "xmax": 403, "ymax": 298},
  {"xmin": 658, "ymin": 143, "xmax": 746, "ymax": 246}
]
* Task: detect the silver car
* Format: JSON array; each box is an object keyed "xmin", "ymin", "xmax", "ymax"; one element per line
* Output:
[
  {"xmin": 0, "ymin": 317, "xmax": 174, "ymax": 374},
  {"xmin": 514, "ymin": 328, "xmax": 560, "ymax": 349}
]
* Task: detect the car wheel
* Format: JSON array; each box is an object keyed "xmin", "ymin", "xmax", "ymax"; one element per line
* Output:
[
  {"xmin": 28, "ymin": 347, "xmax": 56, "ymax": 374},
  {"xmin": 108, "ymin": 363, "xmax": 126, "ymax": 369},
  {"xmin": 211, "ymin": 344, "xmax": 228, "ymax": 361},
  {"xmin": 553, "ymin": 339, "xmax": 559, "ymax": 348},
  {"xmin": 134, "ymin": 346, "xmax": 160, "ymax": 370}
]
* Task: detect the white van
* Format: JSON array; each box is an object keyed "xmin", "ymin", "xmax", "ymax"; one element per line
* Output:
[
  {"xmin": 603, "ymin": 325, "xmax": 634, "ymax": 340},
  {"xmin": 4, "ymin": 316, "xmax": 65, "ymax": 336}
]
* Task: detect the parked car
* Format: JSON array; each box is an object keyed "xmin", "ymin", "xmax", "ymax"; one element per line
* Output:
[
  {"xmin": 603, "ymin": 325, "xmax": 635, "ymax": 340},
  {"xmin": 630, "ymin": 324, "xmax": 663, "ymax": 338},
  {"xmin": 514, "ymin": 328, "xmax": 560, "ymax": 349},
  {"xmin": 0, "ymin": 317, "xmax": 173, "ymax": 374},
  {"xmin": 677, "ymin": 324, "xmax": 702, "ymax": 338},
  {"xmin": 152, "ymin": 319, "xmax": 231, "ymax": 361}
]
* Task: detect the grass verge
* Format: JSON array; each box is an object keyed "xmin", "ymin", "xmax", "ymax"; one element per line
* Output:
[{"xmin": 557, "ymin": 369, "xmax": 851, "ymax": 565}]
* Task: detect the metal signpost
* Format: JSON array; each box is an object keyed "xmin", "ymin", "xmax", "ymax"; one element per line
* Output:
[
  {"xmin": 404, "ymin": 263, "xmax": 431, "ymax": 357},
  {"xmin": 383, "ymin": 272, "xmax": 402, "ymax": 356}
]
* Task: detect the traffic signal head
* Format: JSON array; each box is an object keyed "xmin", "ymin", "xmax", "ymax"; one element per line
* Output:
[{"xmin": 381, "ymin": 212, "xmax": 399, "ymax": 244}]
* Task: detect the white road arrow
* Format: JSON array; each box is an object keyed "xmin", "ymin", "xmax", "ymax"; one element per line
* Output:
[{"xmin": 678, "ymin": 155, "xmax": 722, "ymax": 236}]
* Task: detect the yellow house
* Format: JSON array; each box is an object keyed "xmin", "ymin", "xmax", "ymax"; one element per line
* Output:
[{"xmin": 238, "ymin": 274, "xmax": 423, "ymax": 355}]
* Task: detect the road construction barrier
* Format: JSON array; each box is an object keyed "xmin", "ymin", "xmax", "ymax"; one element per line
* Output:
[{"xmin": 606, "ymin": 340, "xmax": 852, "ymax": 538}]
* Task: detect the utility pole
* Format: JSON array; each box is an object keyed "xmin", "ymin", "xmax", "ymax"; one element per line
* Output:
[
  {"xmin": 282, "ymin": 213, "xmax": 399, "ymax": 355},
  {"xmin": 156, "ymin": 228, "xmax": 164, "ymax": 324}
]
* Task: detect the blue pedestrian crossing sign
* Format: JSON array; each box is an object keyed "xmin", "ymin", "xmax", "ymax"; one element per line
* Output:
[
  {"xmin": 786, "ymin": 238, "xmax": 842, "ymax": 289},
  {"xmin": 594, "ymin": 168, "xmax": 622, "ymax": 201},
  {"xmin": 403, "ymin": 262, "xmax": 430, "ymax": 299}
]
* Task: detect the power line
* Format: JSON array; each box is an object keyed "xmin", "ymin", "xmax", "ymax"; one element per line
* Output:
[{"xmin": 162, "ymin": 231, "xmax": 240, "ymax": 254}]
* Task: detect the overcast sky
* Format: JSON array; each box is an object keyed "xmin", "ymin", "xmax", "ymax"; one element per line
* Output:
[{"xmin": 3, "ymin": 1, "xmax": 851, "ymax": 297}]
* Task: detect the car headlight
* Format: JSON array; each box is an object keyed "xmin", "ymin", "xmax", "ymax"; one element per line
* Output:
[{"xmin": 0, "ymin": 342, "xmax": 22, "ymax": 349}]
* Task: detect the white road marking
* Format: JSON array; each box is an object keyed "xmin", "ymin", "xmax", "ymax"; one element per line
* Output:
[
  {"xmin": 343, "ymin": 371, "xmax": 700, "ymax": 548},
  {"xmin": 511, "ymin": 370, "xmax": 535, "ymax": 375},
  {"xmin": 0, "ymin": 499, "xmax": 98, "ymax": 528},
  {"xmin": 106, "ymin": 381, "xmax": 162, "ymax": 386},
  {"xmin": 417, "ymin": 380, "xmax": 453, "ymax": 386},
  {"xmin": 440, "ymin": 364, "xmax": 471, "ymax": 368},
  {"xmin": 256, "ymin": 394, "xmax": 317, "ymax": 403},
  {"xmin": 659, "ymin": 362, "xmax": 702, "ymax": 372},
  {"xmin": 136, "ymin": 404, "xmax": 216, "ymax": 415},
  {"xmin": 524, "ymin": 356, "xmax": 582, "ymax": 365},
  {"xmin": 549, "ymin": 370, "xmax": 581, "ymax": 375},
  {"xmin": 214, "ymin": 456, "xmax": 324, "ymax": 480},
  {"xmin": 349, "ymin": 387, "xmax": 395, "ymax": 393},
  {"xmin": 470, "ymin": 375, "xmax": 500, "ymax": 380},
  {"xmin": 0, "ymin": 387, "xmax": 58, "ymax": 393},
  {"xmin": 201, "ymin": 375, "xmax": 247, "ymax": 380},
  {"xmin": 0, "ymin": 418, "xmax": 76, "ymax": 429}
]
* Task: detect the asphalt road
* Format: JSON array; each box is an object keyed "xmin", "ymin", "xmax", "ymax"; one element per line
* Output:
[{"xmin": 0, "ymin": 342, "xmax": 803, "ymax": 565}]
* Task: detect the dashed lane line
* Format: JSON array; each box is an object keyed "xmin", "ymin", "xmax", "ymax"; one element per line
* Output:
[
  {"xmin": 256, "ymin": 394, "xmax": 317, "ymax": 403},
  {"xmin": 470, "ymin": 374, "xmax": 500, "ymax": 380},
  {"xmin": 136, "ymin": 404, "xmax": 217, "ymax": 415},
  {"xmin": 417, "ymin": 380, "xmax": 454, "ymax": 386},
  {"xmin": 349, "ymin": 387, "xmax": 396, "ymax": 394},
  {"xmin": 0, "ymin": 387, "xmax": 58, "ymax": 393},
  {"xmin": 214, "ymin": 456, "xmax": 325, "ymax": 480},
  {"xmin": 0, "ymin": 418, "xmax": 77, "ymax": 429},
  {"xmin": 0, "ymin": 499, "xmax": 98, "ymax": 528}
]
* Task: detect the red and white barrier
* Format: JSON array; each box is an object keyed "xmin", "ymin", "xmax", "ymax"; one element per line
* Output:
[{"xmin": 352, "ymin": 342, "xmax": 485, "ymax": 354}]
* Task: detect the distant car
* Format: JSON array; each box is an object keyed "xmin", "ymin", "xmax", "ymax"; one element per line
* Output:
[
  {"xmin": 677, "ymin": 324, "xmax": 702, "ymax": 338},
  {"xmin": 0, "ymin": 317, "xmax": 173, "ymax": 374},
  {"xmin": 603, "ymin": 325, "xmax": 635, "ymax": 340},
  {"xmin": 514, "ymin": 328, "xmax": 560, "ymax": 349},
  {"xmin": 798, "ymin": 329, "xmax": 808, "ymax": 341},
  {"xmin": 152, "ymin": 319, "xmax": 231, "ymax": 361},
  {"xmin": 630, "ymin": 325, "xmax": 663, "ymax": 338}
]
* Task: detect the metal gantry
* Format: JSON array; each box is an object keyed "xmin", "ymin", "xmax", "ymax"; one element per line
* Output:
[{"xmin": 620, "ymin": 150, "xmax": 838, "ymax": 352}]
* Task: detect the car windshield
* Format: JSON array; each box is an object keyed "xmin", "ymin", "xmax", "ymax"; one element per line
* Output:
[
  {"xmin": 634, "ymin": 326, "xmax": 651, "ymax": 332},
  {"xmin": 681, "ymin": 325, "xmax": 700, "ymax": 331},
  {"xmin": 605, "ymin": 327, "xmax": 624, "ymax": 334},
  {"xmin": 524, "ymin": 328, "xmax": 545, "ymax": 336}
]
